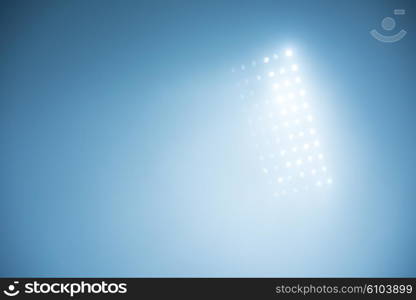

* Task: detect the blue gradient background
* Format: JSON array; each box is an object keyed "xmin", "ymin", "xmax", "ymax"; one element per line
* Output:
[{"xmin": 1, "ymin": 0, "xmax": 415, "ymax": 276}]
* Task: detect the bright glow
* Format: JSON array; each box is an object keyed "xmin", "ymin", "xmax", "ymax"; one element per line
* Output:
[
  {"xmin": 285, "ymin": 49, "xmax": 293, "ymax": 57},
  {"xmin": 235, "ymin": 47, "xmax": 332, "ymax": 197},
  {"xmin": 291, "ymin": 64, "xmax": 299, "ymax": 71},
  {"xmin": 316, "ymin": 180, "xmax": 322, "ymax": 187}
]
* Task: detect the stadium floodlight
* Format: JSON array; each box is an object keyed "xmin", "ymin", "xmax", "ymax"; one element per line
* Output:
[{"xmin": 232, "ymin": 48, "xmax": 332, "ymax": 197}]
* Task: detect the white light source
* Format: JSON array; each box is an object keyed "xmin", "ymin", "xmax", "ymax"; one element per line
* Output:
[
  {"xmin": 291, "ymin": 64, "xmax": 299, "ymax": 71},
  {"xmin": 235, "ymin": 47, "xmax": 333, "ymax": 197},
  {"xmin": 285, "ymin": 49, "xmax": 293, "ymax": 57},
  {"xmin": 316, "ymin": 180, "xmax": 322, "ymax": 187}
]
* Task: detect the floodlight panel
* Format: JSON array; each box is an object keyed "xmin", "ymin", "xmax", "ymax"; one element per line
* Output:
[{"xmin": 234, "ymin": 48, "xmax": 332, "ymax": 197}]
